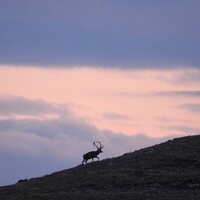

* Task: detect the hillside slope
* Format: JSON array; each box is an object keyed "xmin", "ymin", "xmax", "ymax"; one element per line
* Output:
[{"xmin": 1, "ymin": 135, "xmax": 200, "ymax": 199}]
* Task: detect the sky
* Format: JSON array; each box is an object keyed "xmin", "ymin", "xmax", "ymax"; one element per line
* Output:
[{"xmin": 0, "ymin": 0, "xmax": 200, "ymax": 186}]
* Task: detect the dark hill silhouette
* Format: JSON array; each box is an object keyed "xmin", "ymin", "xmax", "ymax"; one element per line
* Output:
[{"xmin": 1, "ymin": 135, "xmax": 200, "ymax": 199}]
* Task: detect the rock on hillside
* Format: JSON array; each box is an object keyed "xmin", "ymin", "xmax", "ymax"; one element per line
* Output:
[{"xmin": 1, "ymin": 135, "xmax": 200, "ymax": 199}]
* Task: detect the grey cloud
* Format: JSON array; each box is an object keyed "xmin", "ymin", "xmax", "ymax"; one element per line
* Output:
[
  {"xmin": 159, "ymin": 124, "xmax": 200, "ymax": 134},
  {"xmin": 0, "ymin": 1, "xmax": 200, "ymax": 68},
  {"xmin": 103, "ymin": 112, "xmax": 131, "ymax": 121},
  {"xmin": 179, "ymin": 104, "xmax": 200, "ymax": 113},
  {"xmin": 153, "ymin": 90, "xmax": 200, "ymax": 97},
  {"xmin": 0, "ymin": 94, "xmax": 183, "ymax": 185},
  {"xmin": 0, "ymin": 116, "xmax": 171, "ymax": 186},
  {"xmin": 0, "ymin": 151, "xmax": 71, "ymax": 187},
  {"xmin": 116, "ymin": 90, "xmax": 200, "ymax": 98},
  {"xmin": 155, "ymin": 70, "xmax": 200, "ymax": 84},
  {"xmin": 171, "ymin": 71, "xmax": 200, "ymax": 84},
  {"xmin": 156, "ymin": 116, "xmax": 188, "ymax": 124},
  {"xmin": 0, "ymin": 95, "xmax": 70, "ymax": 117},
  {"xmin": 0, "ymin": 117, "xmax": 168, "ymax": 157}
]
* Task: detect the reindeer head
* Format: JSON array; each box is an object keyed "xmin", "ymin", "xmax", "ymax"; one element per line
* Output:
[{"xmin": 93, "ymin": 141, "xmax": 104, "ymax": 153}]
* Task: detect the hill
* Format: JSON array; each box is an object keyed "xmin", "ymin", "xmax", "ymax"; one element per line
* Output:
[{"xmin": 0, "ymin": 135, "xmax": 200, "ymax": 199}]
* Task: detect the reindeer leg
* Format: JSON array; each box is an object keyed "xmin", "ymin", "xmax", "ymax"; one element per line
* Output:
[
  {"xmin": 82, "ymin": 159, "xmax": 85, "ymax": 165},
  {"xmin": 97, "ymin": 156, "xmax": 99, "ymax": 161}
]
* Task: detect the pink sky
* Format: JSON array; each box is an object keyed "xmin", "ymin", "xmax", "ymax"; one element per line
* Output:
[{"xmin": 0, "ymin": 65, "xmax": 199, "ymax": 137}]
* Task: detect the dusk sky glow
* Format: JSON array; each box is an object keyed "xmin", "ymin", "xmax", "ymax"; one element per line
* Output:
[{"xmin": 0, "ymin": 1, "xmax": 200, "ymax": 186}]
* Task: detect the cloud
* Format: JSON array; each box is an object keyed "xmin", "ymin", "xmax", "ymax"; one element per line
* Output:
[
  {"xmin": 0, "ymin": 117, "xmax": 171, "ymax": 186},
  {"xmin": 0, "ymin": 1, "xmax": 200, "ymax": 68},
  {"xmin": 152, "ymin": 69, "xmax": 200, "ymax": 86},
  {"xmin": 0, "ymin": 95, "xmax": 71, "ymax": 118},
  {"xmin": 0, "ymin": 118, "xmax": 168, "ymax": 160},
  {"xmin": 156, "ymin": 116, "xmax": 188, "ymax": 124},
  {"xmin": 0, "ymin": 95, "xmax": 172, "ymax": 186},
  {"xmin": 116, "ymin": 90, "xmax": 200, "ymax": 98},
  {"xmin": 159, "ymin": 124, "xmax": 200, "ymax": 135},
  {"xmin": 157, "ymin": 70, "xmax": 200, "ymax": 84},
  {"xmin": 103, "ymin": 112, "xmax": 131, "ymax": 121},
  {"xmin": 179, "ymin": 104, "xmax": 200, "ymax": 113},
  {"xmin": 152, "ymin": 90, "xmax": 200, "ymax": 97}
]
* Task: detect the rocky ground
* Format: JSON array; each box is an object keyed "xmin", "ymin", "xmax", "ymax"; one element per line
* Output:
[{"xmin": 1, "ymin": 135, "xmax": 200, "ymax": 199}]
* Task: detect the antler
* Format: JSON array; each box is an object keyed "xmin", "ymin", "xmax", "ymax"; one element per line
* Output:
[{"xmin": 93, "ymin": 141, "xmax": 103, "ymax": 149}]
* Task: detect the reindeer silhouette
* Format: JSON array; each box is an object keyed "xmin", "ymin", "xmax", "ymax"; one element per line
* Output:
[{"xmin": 82, "ymin": 141, "xmax": 104, "ymax": 164}]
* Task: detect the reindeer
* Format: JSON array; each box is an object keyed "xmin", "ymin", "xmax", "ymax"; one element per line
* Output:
[{"xmin": 82, "ymin": 141, "xmax": 104, "ymax": 164}]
